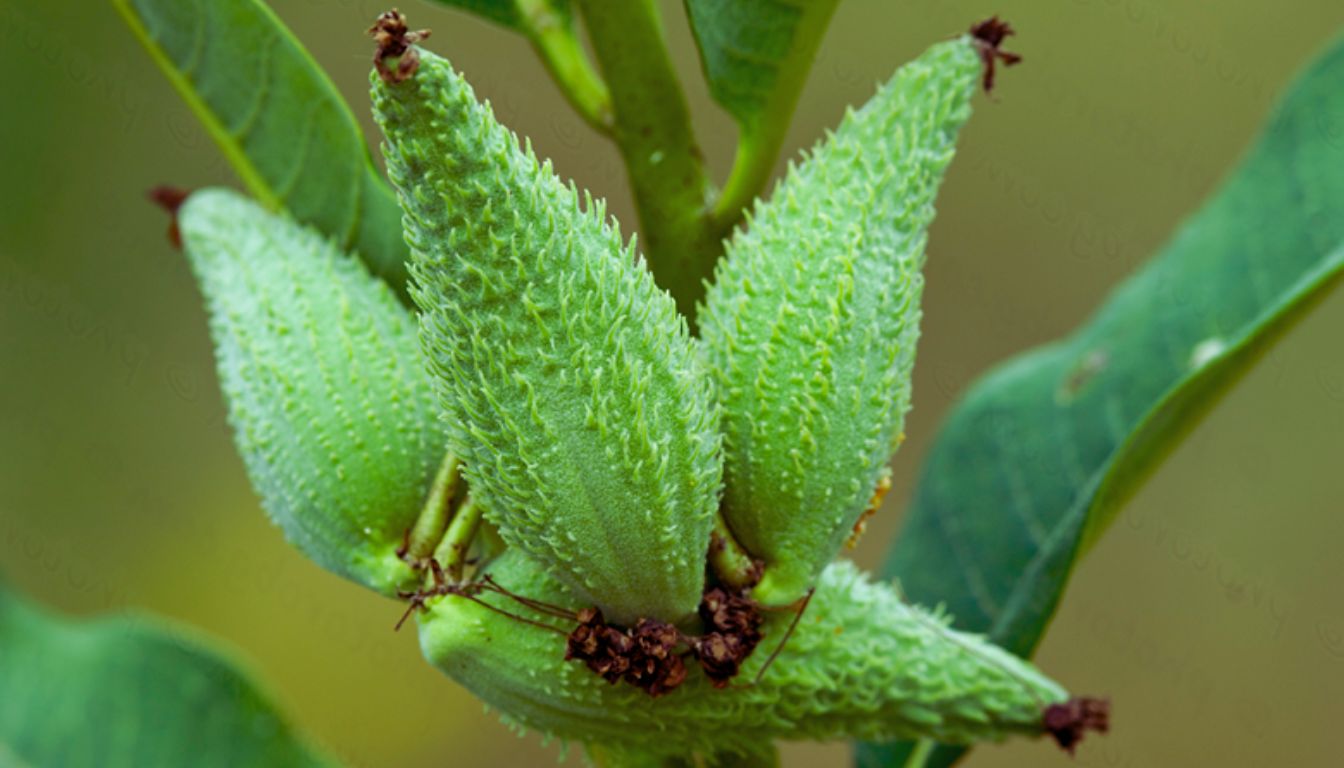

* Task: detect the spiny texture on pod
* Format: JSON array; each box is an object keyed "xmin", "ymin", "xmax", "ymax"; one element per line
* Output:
[
  {"xmin": 698, "ymin": 38, "xmax": 982, "ymax": 606},
  {"xmin": 179, "ymin": 188, "xmax": 445, "ymax": 595},
  {"xmin": 370, "ymin": 34, "xmax": 722, "ymax": 626},
  {"xmin": 417, "ymin": 550, "xmax": 1073, "ymax": 757}
]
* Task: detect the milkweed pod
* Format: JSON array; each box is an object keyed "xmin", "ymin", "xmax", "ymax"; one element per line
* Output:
[
  {"xmin": 179, "ymin": 188, "xmax": 446, "ymax": 595},
  {"xmin": 371, "ymin": 37, "xmax": 722, "ymax": 626},
  {"xmin": 417, "ymin": 549, "xmax": 1077, "ymax": 757},
  {"xmin": 699, "ymin": 37, "xmax": 983, "ymax": 606}
]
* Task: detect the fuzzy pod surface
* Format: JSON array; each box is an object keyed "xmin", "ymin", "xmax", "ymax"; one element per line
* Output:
[
  {"xmin": 699, "ymin": 39, "xmax": 982, "ymax": 606},
  {"xmin": 372, "ymin": 46, "xmax": 722, "ymax": 626},
  {"xmin": 180, "ymin": 188, "xmax": 445, "ymax": 594},
  {"xmin": 417, "ymin": 549, "xmax": 1066, "ymax": 756}
]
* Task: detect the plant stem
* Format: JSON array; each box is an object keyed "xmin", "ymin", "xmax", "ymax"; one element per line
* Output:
[
  {"xmin": 515, "ymin": 0, "xmax": 614, "ymax": 133},
  {"xmin": 711, "ymin": 129, "xmax": 779, "ymax": 233},
  {"xmin": 433, "ymin": 495, "xmax": 483, "ymax": 582},
  {"xmin": 903, "ymin": 739, "xmax": 935, "ymax": 768},
  {"xmin": 708, "ymin": 514, "xmax": 761, "ymax": 591},
  {"xmin": 574, "ymin": 0, "xmax": 720, "ymax": 321},
  {"xmin": 406, "ymin": 452, "xmax": 460, "ymax": 560},
  {"xmin": 707, "ymin": 0, "xmax": 839, "ymax": 233}
]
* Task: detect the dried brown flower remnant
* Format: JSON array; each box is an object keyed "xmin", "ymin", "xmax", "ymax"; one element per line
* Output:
[
  {"xmin": 565, "ymin": 609, "xmax": 688, "ymax": 697},
  {"xmin": 700, "ymin": 587, "xmax": 763, "ymax": 647},
  {"xmin": 563, "ymin": 586, "xmax": 769, "ymax": 696},
  {"xmin": 1043, "ymin": 697, "xmax": 1111, "ymax": 754},
  {"xmin": 692, "ymin": 587, "xmax": 764, "ymax": 688},
  {"xmin": 566, "ymin": 607, "xmax": 635, "ymax": 684},
  {"xmin": 690, "ymin": 632, "xmax": 750, "ymax": 687},
  {"xmin": 626, "ymin": 619, "xmax": 688, "ymax": 697},
  {"xmin": 369, "ymin": 9, "xmax": 430, "ymax": 84},
  {"xmin": 969, "ymin": 16, "xmax": 1022, "ymax": 93}
]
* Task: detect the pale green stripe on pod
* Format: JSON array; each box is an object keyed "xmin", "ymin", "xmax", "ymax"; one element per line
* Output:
[
  {"xmin": 699, "ymin": 38, "xmax": 982, "ymax": 606},
  {"xmin": 179, "ymin": 188, "xmax": 445, "ymax": 595},
  {"xmin": 371, "ymin": 47, "xmax": 722, "ymax": 626},
  {"xmin": 418, "ymin": 550, "xmax": 1066, "ymax": 757}
]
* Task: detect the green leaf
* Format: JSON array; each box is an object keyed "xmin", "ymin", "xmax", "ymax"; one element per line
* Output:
[
  {"xmin": 685, "ymin": 0, "xmax": 836, "ymax": 130},
  {"xmin": 684, "ymin": 0, "xmax": 839, "ymax": 223},
  {"xmin": 858, "ymin": 31, "xmax": 1344, "ymax": 768},
  {"xmin": 179, "ymin": 188, "xmax": 446, "ymax": 596},
  {"xmin": 0, "ymin": 579, "xmax": 331, "ymax": 767},
  {"xmin": 115, "ymin": 0, "xmax": 410, "ymax": 297}
]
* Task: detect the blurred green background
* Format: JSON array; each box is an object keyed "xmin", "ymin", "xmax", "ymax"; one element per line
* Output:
[{"xmin": 3, "ymin": 1, "xmax": 1344, "ymax": 765}]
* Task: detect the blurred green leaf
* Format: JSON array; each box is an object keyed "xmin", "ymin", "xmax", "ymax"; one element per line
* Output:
[
  {"xmin": 685, "ymin": 0, "xmax": 838, "ymax": 223},
  {"xmin": 859, "ymin": 32, "xmax": 1344, "ymax": 768},
  {"xmin": 0, "ymin": 579, "xmax": 331, "ymax": 768},
  {"xmin": 684, "ymin": 0, "xmax": 836, "ymax": 131},
  {"xmin": 114, "ymin": 0, "xmax": 410, "ymax": 298}
]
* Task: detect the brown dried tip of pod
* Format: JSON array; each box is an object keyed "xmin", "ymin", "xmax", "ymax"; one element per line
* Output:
[
  {"xmin": 147, "ymin": 185, "xmax": 191, "ymax": 248},
  {"xmin": 369, "ymin": 9, "xmax": 431, "ymax": 84},
  {"xmin": 1043, "ymin": 696, "xmax": 1111, "ymax": 754},
  {"xmin": 969, "ymin": 16, "xmax": 1023, "ymax": 93}
]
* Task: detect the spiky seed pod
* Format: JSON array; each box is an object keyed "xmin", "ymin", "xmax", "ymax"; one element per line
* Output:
[
  {"xmin": 698, "ymin": 38, "xmax": 982, "ymax": 606},
  {"xmin": 179, "ymin": 188, "xmax": 445, "ymax": 595},
  {"xmin": 417, "ymin": 549, "xmax": 1071, "ymax": 758},
  {"xmin": 371, "ymin": 42, "xmax": 722, "ymax": 626}
]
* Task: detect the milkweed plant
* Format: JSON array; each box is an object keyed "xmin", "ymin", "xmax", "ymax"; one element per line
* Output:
[
  {"xmin": 174, "ymin": 5, "xmax": 1107, "ymax": 759},
  {"xmin": 6, "ymin": 0, "xmax": 1341, "ymax": 766}
]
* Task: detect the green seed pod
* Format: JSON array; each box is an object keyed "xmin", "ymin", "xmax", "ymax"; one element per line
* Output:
[
  {"xmin": 371, "ymin": 36, "xmax": 722, "ymax": 625},
  {"xmin": 418, "ymin": 549, "xmax": 1073, "ymax": 758},
  {"xmin": 698, "ymin": 38, "xmax": 982, "ymax": 606},
  {"xmin": 179, "ymin": 188, "xmax": 445, "ymax": 595}
]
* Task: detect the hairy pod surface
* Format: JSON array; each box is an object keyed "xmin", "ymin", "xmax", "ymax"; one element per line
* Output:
[
  {"xmin": 372, "ymin": 46, "xmax": 722, "ymax": 625},
  {"xmin": 699, "ymin": 39, "xmax": 982, "ymax": 605},
  {"xmin": 417, "ymin": 550, "xmax": 1067, "ymax": 756},
  {"xmin": 180, "ymin": 188, "xmax": 444, "ymax": 594}
]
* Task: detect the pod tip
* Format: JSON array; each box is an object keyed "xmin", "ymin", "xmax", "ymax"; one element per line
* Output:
[
  {"xmin": 1043, "ymin": 696, "xmax": 1111, "ymax": 754},
  {"xmin": 369, "ymin": 9, "xmax": 431, "ymax": 84},
  {"xmin": 147, "ymin": 185, "xmax": 191, "ymax": 248},
  {"xmin": 968, "ymin": 16, "xmax": 1023, "ymax": 93}
]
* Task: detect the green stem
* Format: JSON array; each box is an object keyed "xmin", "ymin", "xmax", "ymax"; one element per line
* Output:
[
  {"xmin": 406, "ymin": 452, "xmax": 460, "ymax": 560},
  {"xmin": 574, "ymin": 0, "xmax": 720, "ymax": 321},
  {"xmin": 432, "ymin": 495, "xmax": 483, "ymax": 582},
  {"xmin": 711, "ymin": 128, "xmax": 778, "ymax": 233},
  {"xmin": 708, "ymin": 0, "xmax": 840, "ymax": 232},
  {"xmin": 515, "ymin": 0, "xmax": 614, "ymax": 133},
  {"xmin": 708, "ymin": 514, "xmax": 761, "ymax": 591},
  {"xmin": 903, "ymin": 739, "xmax": 935, "ymax": 768}
]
